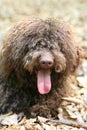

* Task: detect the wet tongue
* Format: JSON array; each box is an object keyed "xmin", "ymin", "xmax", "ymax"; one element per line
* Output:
[{"xmin": 37, "ymin": 69, "xmax": 51, "ymax": 94}]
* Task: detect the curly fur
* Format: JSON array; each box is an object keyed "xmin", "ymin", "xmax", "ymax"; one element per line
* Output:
[{"xmin": 0, "ymin": 17, "xmax": 83, "ymax": 116}]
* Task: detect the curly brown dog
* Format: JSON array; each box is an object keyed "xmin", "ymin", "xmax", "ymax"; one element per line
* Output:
[{"xmin": 0, "ymin": 17, "xmax": 83, "ymax": 117}]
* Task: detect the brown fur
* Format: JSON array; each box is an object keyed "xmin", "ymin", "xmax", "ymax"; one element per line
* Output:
[{"xmin": 0, "ymin": 17, "xmax": 83, "ymax": 117}]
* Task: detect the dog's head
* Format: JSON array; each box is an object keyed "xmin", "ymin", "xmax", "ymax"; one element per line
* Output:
[{"xmin": 0, "ymin": 17, "xmax": 83, "ymax": 94}]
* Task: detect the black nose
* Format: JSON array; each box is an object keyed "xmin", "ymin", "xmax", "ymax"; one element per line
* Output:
[{"xmin": 40, "ymin": 60, "xmax": 53, "ymax": 68}]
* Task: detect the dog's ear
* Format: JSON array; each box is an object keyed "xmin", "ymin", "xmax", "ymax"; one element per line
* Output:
[{"xmin": 0, "ymin": 38, "xmax": 14, "ymax": 78}]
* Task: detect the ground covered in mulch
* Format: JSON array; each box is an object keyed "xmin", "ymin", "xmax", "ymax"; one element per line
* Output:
[{"xmin": 0, "ymin": 0, "xmax": 87, "ymax": 129}]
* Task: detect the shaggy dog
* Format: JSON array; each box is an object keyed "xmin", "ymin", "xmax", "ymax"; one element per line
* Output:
[{"xmin": 0, "ymin": 17, "xmax": 82, "ymax": 117}]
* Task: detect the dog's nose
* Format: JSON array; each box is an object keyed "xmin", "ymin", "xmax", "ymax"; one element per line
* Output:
[{"xmin": 40, "ymin": 59, "xmax": 53, "ymax": 68}]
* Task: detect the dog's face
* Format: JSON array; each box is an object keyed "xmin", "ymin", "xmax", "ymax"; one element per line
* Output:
[{"xmin": 23, "ymin": 46, "xmax": 66, "ymax": 94}]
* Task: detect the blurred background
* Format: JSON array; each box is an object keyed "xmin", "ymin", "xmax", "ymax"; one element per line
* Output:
[{"xmin": 0, "ymin": 0, "xmax": 87, "ymax": 45}]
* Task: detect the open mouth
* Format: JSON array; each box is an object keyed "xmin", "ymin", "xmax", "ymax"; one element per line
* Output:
[{"xmin": 36, "ymin": 69, "xmax": 51, "ymax": 95}]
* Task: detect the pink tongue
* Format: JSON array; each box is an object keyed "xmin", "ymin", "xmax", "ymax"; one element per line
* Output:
[{"xmin": 37, "ymin": 70, "xmax": 51, "ymax": 94}]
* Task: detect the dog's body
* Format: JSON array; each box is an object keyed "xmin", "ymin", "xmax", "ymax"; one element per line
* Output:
[{"xmin": 0, "ymin": 17, "xmax": 82, "ymax": 116}]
